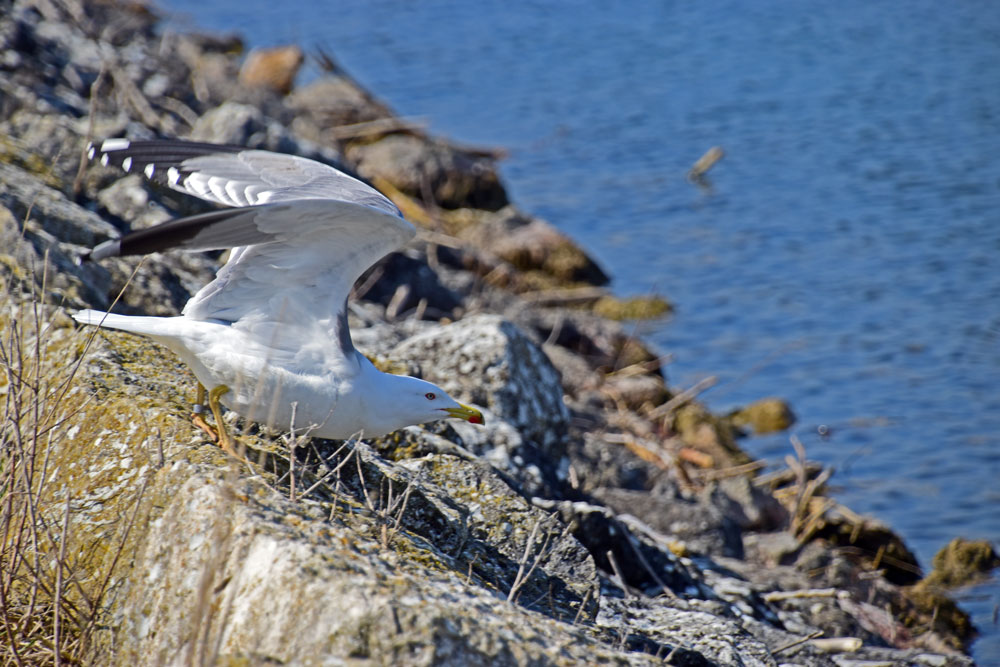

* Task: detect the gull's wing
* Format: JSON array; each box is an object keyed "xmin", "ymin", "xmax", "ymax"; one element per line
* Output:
[
  {"xmin": 85, "ymin": 140, "xmax": 415, "ymax": 344},
  {"xmin": 88, "ymin": 138, "xmax": 398, "ymax": 215}
]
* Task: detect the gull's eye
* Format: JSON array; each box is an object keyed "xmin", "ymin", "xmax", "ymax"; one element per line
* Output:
[{"xmin": 425, "ymin": 392, "xmax": 436, "ymax": 400}]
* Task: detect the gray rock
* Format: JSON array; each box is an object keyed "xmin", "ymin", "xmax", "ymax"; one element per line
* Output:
[
  {"xmin": 0, "ymin": 110, "xmax": 89, "ymax": 189},
  {"xmin": 188, "ymin": 102, "xmax": 302, "ymax": 153},
  {"xmin": 96, "ymin": 174, "xmax": 172, "ymax": 230},
  {"xmin": 0, "ymin": 161, "xmax": 117, "ymax": 247},
  {"xmin": 346, "ymin": 133, "xmax": 509, "ymax": 210},
  {"xmin": 391, "ymin": 314, "xmax": 570, "ymax": 495},
  {"xmin": 287, "ymin": 75, "xmax": 389, "ymax": 127},
  {"xmin": 702, "ymin": 475, "xmax": 788, "ymax": 533},
  {"xmin": 595, "ymin": 486, "xmax": 745, "ymax": 559},
  {"xmin": 111, "ymin": 460, "xmax": 643, "ymax": 666},
  {"xmin": 596, "ymin": 597, "xmax": 777, "ymax": 667},
  {"xmin": 461, "ymin": 209, "xmax": 610, "ymax": 287},
  {"xmin": 395, "ymin": 315, "xmax": 568, "ymax": 446},
  {"xmin": 0, "ymin": 162, "xmax": 118, "ymax": 307}
]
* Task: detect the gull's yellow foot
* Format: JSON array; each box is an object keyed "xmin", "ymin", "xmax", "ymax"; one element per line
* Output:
[
  {"xmin": 191, "ymin": 383, "xmax": 220, "ymax": 441},
  {"xmin": 207, "ymin": 384, "xmax": 241, "ymax": 457}
]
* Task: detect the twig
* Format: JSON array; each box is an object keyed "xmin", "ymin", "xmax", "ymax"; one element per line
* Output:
[
  {"xmin": 354, "ymin": 448, "xmax": 375, "ymax": 513},
  {"xmin": 519, "ymin": 286, "xmax": 609, "ymax": 307},
  {"xmin": 507, "ymin": 518, "xmax": 545, "ymax": 603},
  {"xmin": 772, "ymin": 629, "xmax": 824, "ymax": 655},
  {"xmin": 606, "ymin": 550, "xmax": 632, "ymax": 599},
  {"xmin": 763, "ymin": 588, "xmax": 839, "ymax": 602},
  {"xmin": 299, "ymin": 437, "xmax": 357, "ymax": 499},
  {"xmin": 625, "ymin": 533, "xmax": 678, "ymax": 599},
  {"xmin": 648, "ymin": 376, "xmax": 718, "ymax": 420},
  {"xmin": 287, "ymin": 402, "xmax": 299, "ymax": 502},
  {"xmin": 328, "ymin": 116, "xmax": 427, "ymax": 140},
  {"xmin": 699, "ymin": 459, "xmax": 767, "ymax": 481},
  {"xmin": 158, "ymin": 95, "xmax": 199, "ymax": 128},
  {"xmin": 53, "ymin": 488, "xmax": 71, "ymax": 667},
  {"xmin": 572, "ymin": 585, "xmax": 593, "ymax": 625},
  {"xmin": 74, "ymin": 64, "xmax": 106, "ymax": 196}
]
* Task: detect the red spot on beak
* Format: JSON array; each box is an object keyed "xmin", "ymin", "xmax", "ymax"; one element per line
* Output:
[{"xmin": 445, "ymin": 404, "xmax": 484, "ymax": 425}]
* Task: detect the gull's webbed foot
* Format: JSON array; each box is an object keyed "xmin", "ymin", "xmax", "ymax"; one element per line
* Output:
[
  {"xmin": 191, "ymin": 383, "xmax": 219, "ymax": 440},
  {"xmin": 207, "ymin": 384, "xmax": 241, "ymax": 457},
  {"xmin": 190, "ymin": 384, "xmax": 242, "ymax": 458}
]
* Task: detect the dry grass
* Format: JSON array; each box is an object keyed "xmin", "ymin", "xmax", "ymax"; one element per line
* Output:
[{"xmin": 0, "ymin": 250, "xmax": 163, "ymax": 665}]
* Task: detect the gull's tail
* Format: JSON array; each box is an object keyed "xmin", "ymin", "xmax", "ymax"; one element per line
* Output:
[{"xmin": 73, "ymin": 309, "xmax": 180, "ymax": 338}]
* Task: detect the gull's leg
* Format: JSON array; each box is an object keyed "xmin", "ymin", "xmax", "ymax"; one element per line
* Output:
[
  {"xmin": 207, "ymin": 384, "xmax": 240, "ymax": 457},
  {"xmin": 191, "ymin": 382, "xmax": 218, "ymax": 441}
]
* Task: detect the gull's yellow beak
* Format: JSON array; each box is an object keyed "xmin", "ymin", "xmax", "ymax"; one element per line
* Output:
[{"xmin": 444, "ymin": 403, "xmax": 485, "ymax": 425}]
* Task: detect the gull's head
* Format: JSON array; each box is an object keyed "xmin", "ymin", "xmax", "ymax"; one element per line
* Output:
[{"xmin": 383, "ymin": 374, "xmax": 484, "ymax": 431}]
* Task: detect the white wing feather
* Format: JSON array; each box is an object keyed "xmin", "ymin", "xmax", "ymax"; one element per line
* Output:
[
  {"xmin": 181, "ymin": 199, "xmax": 414, "ymax": 324},
  {"xmin": 87, "ymin": 139, "xmax": 415, "ymax": 334}
]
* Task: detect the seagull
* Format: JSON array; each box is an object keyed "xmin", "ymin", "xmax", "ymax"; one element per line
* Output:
[{"xmin": 75, "ymin": 139, "xmax": 484, "ymax": 455}]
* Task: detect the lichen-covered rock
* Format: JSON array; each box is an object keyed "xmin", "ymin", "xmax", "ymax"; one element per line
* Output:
[
  {"xmin": 0, "ymin": 161, "xmax": 118, "ymax": 247},
  {"xmin": 921, "ymin": 538, "xmax": 1000, "ymax": 589},
  {"xmin": 394, "ymin": 315, "xmax": 568, "ymax": 454},
  {"xmin": 111, "ymin": 461, "xmax": 632, "ymax": 666},
  {"xmin": 728, "ymin": 397, "xmax": 796, "ymax": 435},
  {"xmin": 591, "ymin": 293, "xmax": 673, "ymax": 320},
  {"xmin": 0, "ymin": 111, "xmax": 86, "ymax": 188}
]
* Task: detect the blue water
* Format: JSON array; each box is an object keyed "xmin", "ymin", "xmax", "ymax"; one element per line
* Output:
[{"xmin": 163, "ymin": 1, "xmax": 1000, "ymax": 659}]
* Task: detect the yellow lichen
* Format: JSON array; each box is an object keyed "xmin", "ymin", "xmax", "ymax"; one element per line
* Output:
[
  {"xmin": 591, "ymin": 294, "xmax": 673, "ymax": 321},
  {"xmin": 727, "ymin": 397, "xmax": 796, "ymax": 435}
]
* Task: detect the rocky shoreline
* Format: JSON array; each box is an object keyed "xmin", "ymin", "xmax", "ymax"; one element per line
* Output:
[{"xmin": 1, "ymin": 0, "xmax": 995, "ymax": 664}]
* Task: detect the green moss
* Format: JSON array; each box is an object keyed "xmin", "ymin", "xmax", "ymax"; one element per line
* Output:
[
  {"xmin": 507, "ymin": 270, "xmax": 581, "ymax": 292},
  {"xmin": 591, "ymin": 294, "xmax": 672, "ymax": 321},
  {"xmin": 439, "ymin": 207, "xmax": 494, "ymax": 236},
  {"xmin": 922, "ymin": 538, "xmax": 1000, "ymax": 589},
  {"xmin": 0, "ymin": 134, "xmax": 63, "ymax": 188},
  {"xmin": 611, "ymin": 337, "xmax": 660, "ymax": 371},
  {"xmin": 903, "ymin": 585, "xmax": 975, "ymax": 646},
  {"xmin": 672, "ymin": 403, "xmax": 751, "ymax": 467},
  {"xmin": 727, "ymin": 397, "xmax": 796, "ymax": 435},
  {"xmin": 0, "ymin": 253, "xmax": 31, "ymax": 280},
  {"xmin": 539, "ymin": 240, "xmax": 596, "ymax": 282},
  {"xmin": 364, "ymin": 353, "xmax": 412, "ymax": 376}
]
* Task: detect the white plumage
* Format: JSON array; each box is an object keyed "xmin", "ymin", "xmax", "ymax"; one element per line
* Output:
[{"xmin": 76, "ymin": 139, "xmax": 483, "ymax": 443}]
